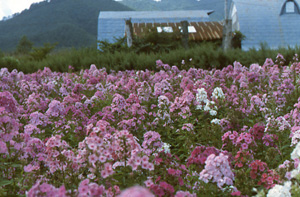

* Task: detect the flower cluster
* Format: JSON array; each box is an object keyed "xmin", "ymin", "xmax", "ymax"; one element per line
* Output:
[
  {"xmin": 187, "ymin": 146, "xmax": 220, "ymax": 170},
  {"xmin": 195, "ymin": 88, "xmax": 218, "ymax": 116},
  {"xmin": 1, "ymin": 56, "xmax": 300, "ymax": 196},
  {"xmin": 199, "ymin": 153, "xmax": 234, "ymax": 188},
  {"xmin": 266, "ymin": 181, "xmax": 291, "ymax": 197}
]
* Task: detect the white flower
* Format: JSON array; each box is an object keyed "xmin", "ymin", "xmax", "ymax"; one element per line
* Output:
[
  {"xmin": 266, "ymin": 181, "xmax": 291, "ymax": 197},
  {"xmin": 291, "ymin": 142, "xmax": 300, "ymax": 160},
  {"xmin": 290, "ymin": 169, "xmax": 299, "ymax": 179},
  {"xmin": 211, "ymin": 118, "xmax": 221, "ymax": 124},
  {"xmin": 90, "ymin": 95, "xmax": 98, "ymax": 102},
  {"xmin": 158, "ymin": 143, "xmax": 171, "ymax": 153},
  {"xmin": 158, "ymin": 95, "xmax": 170, "ymax": 108},
  {"xmin": 291, "ymin": 130, "xmax": 300, "ymax": 145},
  {"xmin": 204, "ymin": 105, "xmax": 210, "ymax": 111},
  {"xmin": 84, "ymin": 99, "xmax": 92, "ymax": 105},
  {"xmin": 112, "ymin": 161, "xmax": 125, "ymax": 169},
  {"xmin": 196, "ymin": 88, "xmax": 208, "ymax": 103},
  {"xmin": 87, "ymin": 173, "xmax": 96, "ymax": 179},
  {"xmin": 196, "ymin": 105, "xmax": 202, "ymax": 110},
  {"xmin": 209, "ymin": 110, "xmax": 217, "ymax": 116},
  {"xmin": 212, "ymin": 87, "xmax": 225, "ymax": 100}
]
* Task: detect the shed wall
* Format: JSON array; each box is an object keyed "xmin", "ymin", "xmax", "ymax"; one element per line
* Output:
[{"xmin": 232, "ymin": 0, "xmax": 300, "ymax": 50}]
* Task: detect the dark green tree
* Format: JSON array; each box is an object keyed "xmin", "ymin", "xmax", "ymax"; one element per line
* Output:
[
  {"xmin": 30, "ymin": 43, "xmax": 57, "ymax": 61},
  {"xmin": 231, "ymin": 31, "xmax": 246, "ymax": 49},
  {"xmin": 16, "ymin": 36, "xmax": 33, "ymax": 54}
]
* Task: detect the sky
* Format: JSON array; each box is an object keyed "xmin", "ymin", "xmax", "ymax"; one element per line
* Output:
[
  {"xmin": 0, "ymin": 0, "xmax": 169, "ymax": 20},
  {"xmin": 0, "ymin": 0, "xmax": 44, "ymax": 19}
]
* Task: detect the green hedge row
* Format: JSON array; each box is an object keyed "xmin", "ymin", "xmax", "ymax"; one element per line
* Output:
[{"xmin": 1, "ymin": 43, "xmax": 300, "ymax": 74}]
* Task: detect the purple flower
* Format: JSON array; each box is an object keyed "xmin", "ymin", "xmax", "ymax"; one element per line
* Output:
[
  {"xmin": 0, "ymin": 91, "xmax": 19, "ymax": 114},
  {"xmin": 0, "ymin": 140, "xmax": 8, "ymax": 154},
  {"xmin": 46, "ymin": 100, "xmax": 64, "ymax": 117}
]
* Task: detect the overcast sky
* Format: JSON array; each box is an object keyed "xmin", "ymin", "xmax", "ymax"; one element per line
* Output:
[{"xmin": 0, "ymin": 0, "xmax": 44, "ymax": 19}]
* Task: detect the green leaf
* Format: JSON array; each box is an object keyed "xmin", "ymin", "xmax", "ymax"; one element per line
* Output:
[
  {"xmin": 0, "ymin": 179, "xmax": 12, "ymax": 187},
  {"xmin": 281, "ymin": 144, "xmax": 291, "ymax": 150},
  {"xmin": 11, "ymin": 164, "xmax": 22, "ymax": 168}
]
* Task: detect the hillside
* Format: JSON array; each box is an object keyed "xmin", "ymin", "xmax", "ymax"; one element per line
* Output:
[
  {"xmin": 118, "ymin": 0, "xmax": 229, "ymax": 21},
  {"xmin": 0, "ymin": 0, "xmax": 132, "ymax": 52},
  {"xmin": 118, "ymin": 0, "xmax": 201, "ymax": 11}
]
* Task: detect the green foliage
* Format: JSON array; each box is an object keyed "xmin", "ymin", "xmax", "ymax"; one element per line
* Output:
[
  {"xmin": 3, "ymin": 41, "xmax": 300, "ymax": 74},
  {"xmin": 134, "ymin": 31, "xmax": 181, "ymax": 53},
  {"xmin": 16, "ymin": 36, "xmax": 33, "ymax": 54},
  {"xmin": 0, "ymin": 144, "xmax": 28, "ymax": 196},
  {"xmin": 98, "ymin": 37, "xmax": 129, "ymax": 53},
  {"xmin": 99, "ymin": 28, "xmax": 182, "ymax": 54},
  {"xmin": 0, "ymin": 56, "xmax": 20, "ymax": 71},
  {"xmin": 30, "ymin": 43, "xmax": 57, "ymax": 61},
  {"xmin": 232, "ymin": 31, "xmax": 246, "ymax": 49}
]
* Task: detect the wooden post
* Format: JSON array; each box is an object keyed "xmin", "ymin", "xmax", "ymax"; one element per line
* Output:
[
  {"xmin": 222, "ymin": 19, "xmax": 233, "ymax": 51},
  {"xmin": 222, "ymin": 0, "xmax": 232, "ymax": 51},
  {"xmin": 181, "ymin": 20, "xmax": 189, "ymax": 49},
  {"xmin": 125, "ymin": 19, "xmax": 133, "ymax": 48}
]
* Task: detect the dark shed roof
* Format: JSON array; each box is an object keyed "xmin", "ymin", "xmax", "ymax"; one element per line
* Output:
[{"xmin": 132, "ymin": 21, "xmax": 223, "ymax": 41}]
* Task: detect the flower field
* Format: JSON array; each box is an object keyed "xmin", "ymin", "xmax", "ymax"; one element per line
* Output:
[{"xmin": 1, "ymin": 55, "xmax": 300, "ymax": 196}]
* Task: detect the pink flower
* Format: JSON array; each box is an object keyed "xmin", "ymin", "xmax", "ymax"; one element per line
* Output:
[
  {"xmin": 79, "ymin": 179, "xmax": 89, "ymax": 187},
  {"xmin": 24, "ymin": 164, "xmax": 34, "ymax": 172},
  {"xmin": 89, "ymin": 154, "xmax": 98, "ymax": 164},
  {"xmin": 175, "ymin": 191, "xmax": 196, "ymax": 197},
  {"xmin": 88, "ymin": 143, "xmax": 97, "ymax": 151},
  {"xmin": 142, "ymin": 161, "xmax": 149, "ymax": 169},
  {"xmin": 142, "ymin": 155, "xmax": 149, "ymax": 163},
  {"xmin": 241, "ymin": 143, "xmax": 248, "ymax": 150},
  {"xmin": 231, "ymin": 191, "xmax": 241, "ymax": 196},
  {"xmin": 89, "ymin": 183, "xmax": 104, "ymax": 196},
  {"xmin": 101, "ymin": 170, "xmax": 109, "ymax": 178},
  {"xmin": 148, "ymin": 163, "xmax": 154, "ymax": 171},
  {"xmin": 168, "ymin": 168, "xmax": 176, "ymax": 175},
  {"xmin": 78, "ymin": 186, "xmax": 89, "ymax": 195},
  {"xmin": 118, "ymin": 186, "xmax": 154, "ymax": 197},
  {"xmin": 144, "ymin": 179, "xmax": 154, "ymax": 187},
  {"xmin": 178, "ymin": 177, "xmax": 184, "ymax": 186},
  {"xmin": 229, "ymin": 134, "xmax": 235, "ymax": 140},
  {"xmin": 104, "ymin": 162, "xmax": 113, "ymax": 172},
  {"xmin": 99, "ymin": 155, "xmax": 107, "ymax": 163},
  {"xmin": 135, "ymin": 156, "xmax": 142, "ymax": 165},
  {"xmin": 259, "ymin": 164, "xmax": 266, "ymax": 172},
  {"xmin": 39, "ymin": 183, "xmax": 52, "ymax": 193},
  {"xmin": 159, "ymin": 181, "xmax": 174, "ymax": 193}
]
